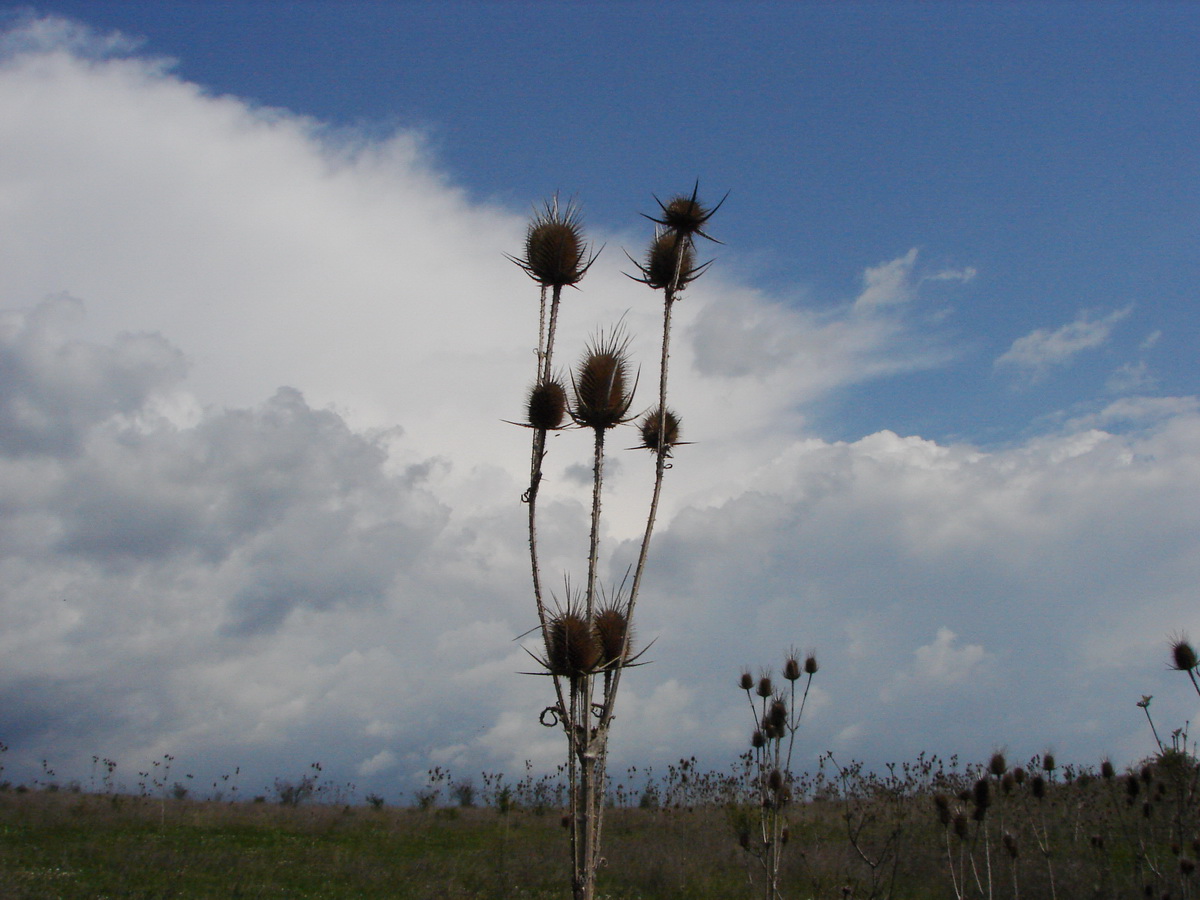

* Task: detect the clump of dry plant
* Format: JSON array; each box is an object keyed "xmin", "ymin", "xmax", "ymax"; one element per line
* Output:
[
  {"xmin": 511, "ymin": 185, "xmax": 721, "ymax": 900},
  {"xmin": 732, "ymin": 649, "xmax": 818, "ymax": 900}
]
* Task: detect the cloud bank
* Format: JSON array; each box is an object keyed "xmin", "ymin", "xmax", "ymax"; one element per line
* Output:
[{"xmin": 1, "ymin": 17, "xmax": 1196, "ymax": 799}]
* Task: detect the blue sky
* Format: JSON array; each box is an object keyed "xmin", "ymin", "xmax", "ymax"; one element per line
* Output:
[
  {"xmin": 24, "ymin": 1, "xmax": 1200, "ymax": 442},
  {"xmin": 0, "ymin": 3, "xmax": 1198, "ymax": 800}
]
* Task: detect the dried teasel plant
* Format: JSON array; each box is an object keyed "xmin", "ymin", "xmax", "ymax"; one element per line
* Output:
[
  {"xmin": 734, "ymin": 648, "xmax": 819, "ymax": 900},
  {"xmin": 511, "ymin": 186, "xmax": 720, "ymax": 900}
]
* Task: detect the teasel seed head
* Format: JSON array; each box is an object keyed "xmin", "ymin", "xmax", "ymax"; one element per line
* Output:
[
  {"xmin": 645, "ymin": 182, "xmax": 725, "ymax": 242},
  {"xmin": 1013, "ymin": 766, "xmax": 1027, "ymax": 785},
  {"xmin": 767, "ymin": 768, "xmax": 785, "ymax": 795},
  {"xmin": 783, "ymin": 654, "xmax": 802, "ymax": 682},
  {"xmin": 510, "ymin": 197, "xmax": 597, "ymax": 289},
  {"xmin": 756, "ymin": 673, "xmax": 773, "ymax": 699},
  {"xmin": 545, "ymin": 610, "xmax": 600, "ymax": 678},
  {"xmin": 1171, "ymin": 636, "xmax": 1199, "ymax": 671},
  {"xmin": 751, "ymin": 729, "xmax": 766, "ymax": 749},
  {"xmin": 973, "ymin": 777, "xmax": 991, "ymax": 810},
  {"xmin": 571, "ymin": 327, "xmax": 636, "ymax": 430},
  {"xmin": 633, "ymin": 229, "xmax": 702, "ymax": 292},
  {"xmin": 593, "ymin": 605, "xmax": 631, "ymax": 668},
  {"xmin": 1101, "ymin": 758, "xmax": 1115, "ymax": 780},
  {"xmin": 768, "ymin": 699, "xmax": 788, "ymax": 732},
  {"xmin": 1042, "ymin": 752, "xmax": 1057, "ymax": 773},
  {"xmin": 804, "ymin": 653, "xmax": 819, "ymax": 675},
  {"xmin": 638, "ymin": 407, "xmax": 681, "ymax": 454},
  {"xmin": 526, "ymin": 380, "xmax": 568, "ymax": 430},
  {"xmin": 739, "ymin": 670, "xmax": 755, "ymax": 692},
  {"xmin": 989, "ymin": 752, "xmax": 1007, "ymax": 778}
]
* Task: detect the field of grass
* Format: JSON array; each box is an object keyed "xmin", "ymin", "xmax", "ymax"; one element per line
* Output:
[{"xmin": 2, "ymin": 747, "xmax": 1196, "ymax": 900}]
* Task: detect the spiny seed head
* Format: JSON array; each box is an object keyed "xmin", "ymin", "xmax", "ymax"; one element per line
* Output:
[
  {"xmin": 767, "ymin": 768, "xmax": 785, "ymax": 794},
  {"xmin": 1042, "ymin": 752, "xmax": 1057, "ymax": 773},
  {"xmin": 989, "ymin": 752, "xmax": 1007, "ymax": 778},
  {"xmin": 546, "ymin": 611, "xmax": 600, "ymax": 678},
  {"xmin": 783, "ymin": 655, "xmax": 802, "ymax": 682},
  {"xmin": 571, "ymin": 328, "xmax": 635, "ymax": 429},
  {"xmin": 593, "ymin": 606, "xmax": 631, "ymax": 668},
  {"xmin": 768, "ymin": 699, "xmax": 788, "ymax": 731},
  {"xmin": 804, "ymin": 653, "xmax": 819, "ymax": 675},
  {"xmin": 756, "ymin": 675, "xmax": 773, "ymax": 698},
  {"xmin": 739, "ymin": 670, "xmax": 755, "ymax": 692},
  {"xmin": 1013, "ymin": 767, "xmax": 1027, "ymax": 785},
  {"xmin": 751, "ymin": 729, "xmax": 766, "ymax": 749},
  {"xmin": 512, "ymin": 198, "xmax": 596, "ymax": 288},
  {"xmin": 526, "ymin": 380, "xmax": 567, "ymax": 430},
  {"xmin": 646, "ymin": 182, "xmax": 724, "ymax": 241},
  {"xmin": 1171, "ymin": 637, "xmax": 1199, "ymax": 672},
  {"xmin": 1101, "ymin": 758, "xmax": 1116, "ymax": 780},
  {"xmin": 636, "ymin": 229, "xmax": 700, "ymax": 291},
  {"xmin": 973, "ymin": 778, "xmax": 991, "ymax": 810},
  {"xmin": 638, "ymin": 407, "xmax": 681, "ymax": 454}
]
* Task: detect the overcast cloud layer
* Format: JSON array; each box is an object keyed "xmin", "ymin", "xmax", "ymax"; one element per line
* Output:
[{"xmin": 1, "ymin": 17, "xmax": 1197, "ymax": 799}]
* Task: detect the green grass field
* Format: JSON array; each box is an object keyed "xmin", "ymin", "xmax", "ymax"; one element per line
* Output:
[{"xmin": 2, "ymin": 749, "xmax": 1197, "ymax": 900}]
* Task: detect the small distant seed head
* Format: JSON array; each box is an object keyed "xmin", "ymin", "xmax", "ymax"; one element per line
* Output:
[
  {"xmin": 1171, "ymin": 638, "xmax": 1199, "ymax": 672},
  {"xmin": 739, "ymin": 670, "xmax": 755, "ymax": 692},
  {"xmin": 756, "ymin": 675, "xmax": 773, "ymax": 699},
  {"xmin": 1042, "ymin": 753, "xmax": 1057, "ymax": 773},
  {"xmin": 804, "ymin": 654, "xmax": 819, "ymax": 675},
  {"xmin": 768, "ymin": 699, "xmax": 788, "ymax": 731},
  {"xmin": 767, "ymin": 768, "xmax": 785, "ymax": 795},
  {"xmin": 751, "ymin": 730, "xmax": 766, "ymax": 749},
  {"xmin": 989, "ymin": 752, "xmax": 1007, "ymax": 778},
  {"xmin": 782, "ymin": 655, "xmax": 802, "ymax": 682},
  {"xmin": 1101, "ymin": 759, "xmax": 1116, "ymax": 780},
  {"xmin": 973, "ymin": 778, "xmax": 991, "ymax": 810}
]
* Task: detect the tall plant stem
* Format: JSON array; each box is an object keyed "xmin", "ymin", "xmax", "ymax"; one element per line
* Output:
[
  {"xmin": 599, "ymin": 237, "xmax": 685, "ymax": 728},
  {"xmin": 527, "ymin": 282, "xmax": 567, "ymax": 719}
]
